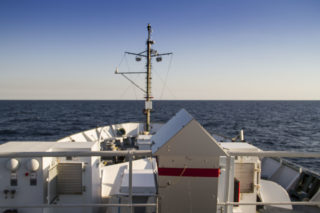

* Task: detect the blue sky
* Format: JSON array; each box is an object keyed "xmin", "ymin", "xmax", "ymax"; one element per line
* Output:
[{"xmin": 0, "ymin": 0, "xmax": 320, "ymax": 100}]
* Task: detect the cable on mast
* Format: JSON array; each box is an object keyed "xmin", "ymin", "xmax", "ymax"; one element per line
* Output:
[{"xmin": 159, "ymin": 53, "xmax": 174, "ymax": 99}]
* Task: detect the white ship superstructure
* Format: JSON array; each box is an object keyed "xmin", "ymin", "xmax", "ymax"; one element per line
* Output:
[{"xmin": 0, "ymin": 25, "xmax": 320, "ymax": 213}]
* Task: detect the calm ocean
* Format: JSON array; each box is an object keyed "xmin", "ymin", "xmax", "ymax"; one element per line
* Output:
[{"xmin": 0, "ymin": 100, "xmax": 320, "ymax": 172}]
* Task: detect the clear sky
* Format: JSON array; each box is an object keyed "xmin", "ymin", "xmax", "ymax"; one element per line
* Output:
[{"xmin": 1, "ymin": 0, "xmax": 320, "ymax": 100}]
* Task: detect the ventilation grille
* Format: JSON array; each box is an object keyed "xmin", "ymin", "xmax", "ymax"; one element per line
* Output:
[
  {"xmin": 57, "ymin": 163, "xmax": 83, "ymax": 194},
  {"xmin": 234, "ymin": 163, "xmax": 255, "ymax": 193}
]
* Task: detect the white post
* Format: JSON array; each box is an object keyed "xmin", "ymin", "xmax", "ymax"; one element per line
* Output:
[
  {"xmin": 155, "ymin": 195, "xmax": 159, "ymax": 213},
  {"xmin": 222, "ymin": 155, "xmax": 234, "ymax": 213},
  {"xmin": 223, "ymin": 156, "xmax": 232, "ymax": 213},
  {"xmin": 129, "ymin": 151, "xmax": 133, "ymax": 213},
  {"xmin": 240, "ymin": 130, "xmax": 244, "ymax": 142}
]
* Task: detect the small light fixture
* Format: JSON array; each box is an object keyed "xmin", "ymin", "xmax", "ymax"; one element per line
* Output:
[
  {"xmin": 26, "ymin": 159, "xmax": 40, "ymax": 172},
  {"xmin": 6, "ymin": 159, "xmax": 19, "ymax": 172}
]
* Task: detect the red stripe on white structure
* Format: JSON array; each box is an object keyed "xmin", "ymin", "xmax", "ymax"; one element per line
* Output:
[{"xmin": 158, "ymin": 168, "xmax": 220, "ymax": 177}]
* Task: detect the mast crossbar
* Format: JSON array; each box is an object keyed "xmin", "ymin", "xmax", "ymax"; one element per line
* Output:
[
  {"xmin": 151, "ymin": 52, "xmax": 173, "ymax": 57},
  {"xmin": 125, "ymin": 52, "xmax": 147, "ymax": 57},
  {"xmin": 116, "ymin": 72, "xmax": 146, "ymax": 74}
]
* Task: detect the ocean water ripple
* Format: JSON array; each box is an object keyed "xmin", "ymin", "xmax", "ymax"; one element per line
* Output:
[{"xmin": 0, "ymin": 100, "xmax": 319, "ymax": 172}]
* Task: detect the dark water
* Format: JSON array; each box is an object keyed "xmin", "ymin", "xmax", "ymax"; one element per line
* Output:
[{"xmin": 1, "ymin": 100, "xmax": 320, "ymax": 172}]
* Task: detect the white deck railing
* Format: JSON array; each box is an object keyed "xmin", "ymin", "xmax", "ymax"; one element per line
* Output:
[
  {"xmin": 1, "ymin": 150, "xmax": 320, "ymax": 212},
  {"xmin": 0, "ymin": 203, "xmax": 157, "ymax": 208},
  {"xmin": 0, "ymin": 150, "xmax": 152, "ymax": 158},
  {"xmin": 217, "ymin": 201, "xmax": 320, "ymax": 206},
  {"xmin": 228, "ymin": 151, "xmax": 320, "ymax": 158}
]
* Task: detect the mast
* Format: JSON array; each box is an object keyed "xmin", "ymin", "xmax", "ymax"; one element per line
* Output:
[
  {"xmin": 145, "ymin": 24, "xmax": 153, "ymax": 133},
  {"xmin": 115, "ymin": 24, "xmax": 172, "ymax": 134}
]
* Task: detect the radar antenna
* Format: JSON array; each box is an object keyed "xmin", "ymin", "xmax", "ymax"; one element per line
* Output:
[{"xmin": 115, "ymin": 24, "xmax": 172, "ymax": 134}]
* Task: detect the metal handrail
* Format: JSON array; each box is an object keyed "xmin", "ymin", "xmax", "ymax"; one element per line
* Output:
[
  {"xmin": 228, "ymin": 151, "xmax": 320, "ymax": 158},
  {"xmin": 2, "ymin": 150, "xmax": 320, "ymax": 211},
  {"xmin": 0, "ymin": 203, "xmax": 157, "ymax": 208},
  {"xmin": 217, "ymin": 201, "xmax": 320, "ymax": 206},
  {"xmin": 3, "ymin": 150, "xmax": 319, "ymax": 158},
  {"xmin": 0, "ymin": 150, "xmax": 152, "ymax": 158}
]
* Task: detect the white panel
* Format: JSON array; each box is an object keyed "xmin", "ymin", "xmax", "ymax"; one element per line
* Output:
[
  {"xmin": 261, "ymin": 157, "xmax": 281, "ymax": 179},
  {"xmin": 270, "ymin": 165, "xmax": 300, "ymax": 190},
  {"xmin": 145, "ymin": 101, "xmax": 152, "ymax": 110},
  {"xmin": 0, "ymin": 157, "xmax": 46, "ymax": 213},
  {"xmin": 151, "ymin": 109, "xmax": 193, "ymax": 153},
  {"xmin": 259, "ymin": 179, "xmax": 293, "ymax": 210},
  {"xmin": 101, "ymin": 158, "xmax": 156, "ymax": 197},
  {"xmin": 120, "ymin": 169, "xmax": 156, "ymax": 195},
  {"xmin": 155, "ymin": 120, "xmax": 227, "ymax": 157},
  {"xmin": 220, "ymin": 142, "xmax": 260, "ymax": 152},
  {"xmin": 48, "ymin": 165, "xmax": 58, "ymax": 203}
]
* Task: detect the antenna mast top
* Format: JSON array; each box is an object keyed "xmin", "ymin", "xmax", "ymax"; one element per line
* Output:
[{"xmin": 116, "ymin": 24, "xmax": 172, "ymax": 134}]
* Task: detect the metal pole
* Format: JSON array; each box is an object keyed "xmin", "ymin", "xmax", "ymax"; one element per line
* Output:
[
  {"xmin": 0, "ymin": 150, "xmax": 152, "ymax": 158},
  {"xmin": 156, "ymin": 196, "xmax": 159, "ymax": 213},
  {"xmin": 228, "ymin": 151, "xmax": 320, "ymax": 158},
  {"xmin": 145, "ymin": 24, "xmax": 152, "ymax": 133},
  {"xmin": 223, "ymin": 156, "xmax": 231, "ymax": 213},
  {"xmin": 129, "ymin": 150, "xmax": 133, "ymax": 213},
  {"xmin": 217, "ymin": 201, "xmax": 320, "ymax": 206},
  {"xmin": 0, "ymin": 203, "xmax": 157, "ymax": 208}
]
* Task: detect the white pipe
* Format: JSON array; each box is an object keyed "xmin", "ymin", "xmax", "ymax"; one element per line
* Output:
[
  {"xmin": 228, "ymin": 151, "xmax": 320, "ymax": 158},
  {"xmin": 129, "ymin": 150, "xmax": 133, "ymax": 213},
  {"xmin": 218, "ymin": 201, "xmax": 320, "ymax": 206},
  {"xmin": 0, "ymin": 203, "xmax": 157, "ymax": 208},
  {"xmin": 0, "ymin": 150, "xmax": 152, "ymax": 158},
  {"xmin": 223, "ymin": 156, "xmax": 232, "ymax": 213},
  {"xmin": 240, "ymin": 130, "xmax": 244, "ymax": 142},
  {"xmin": 2, "ymin": 150, "xmax": 319, "ymax": 158}
]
